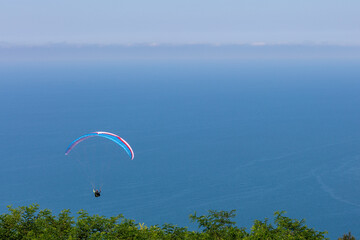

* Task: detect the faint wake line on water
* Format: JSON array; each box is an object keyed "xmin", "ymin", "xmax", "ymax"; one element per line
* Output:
[
  {"xmin": 331, "ymin": 155, "xmax": 360, "ymax": 177},
  {"xmin": 239, "ymin": 137, "xmax": 360, "ymax": 169},
  {"xmin": 312, "ymin": 170, "xmax": 360, "ymax": 208}
]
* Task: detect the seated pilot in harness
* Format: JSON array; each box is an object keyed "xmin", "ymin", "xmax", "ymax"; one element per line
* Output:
[{"xmin": 93, "ymin": 189, "xmax": 101, "ymax": 197}]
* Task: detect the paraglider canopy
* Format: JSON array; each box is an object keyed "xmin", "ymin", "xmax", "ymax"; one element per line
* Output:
[{"xmin": 65, "ymin": 131, "xmax": 134, "ymax": 160}]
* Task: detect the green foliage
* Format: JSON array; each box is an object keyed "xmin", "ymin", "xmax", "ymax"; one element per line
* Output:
[
  {"xmin": 189, "ymin": 210, "xmax": 247, "ymax": 239},
  {"xmin": 161, "ymin": 223, "xmax": 189, "ymax": 239},
  {"xmin": 248, "ymin": 211, "xmax": 328, "ymax": 240},
  {"xmin": 0, "ymin": 204, "xmax": 340, "ymax": 239},
  {"xmin": 339, "ymin": 232, "xmax": 356, "ymax": 240},
  {"xmin": 0, "ymin": 204, "xmax": 74, "ymax": 240}
]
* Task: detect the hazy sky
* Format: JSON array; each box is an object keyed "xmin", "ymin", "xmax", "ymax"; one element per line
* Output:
[{"xmin": 1, "ymin": 0, "xmax": 359, "ymax": 45}]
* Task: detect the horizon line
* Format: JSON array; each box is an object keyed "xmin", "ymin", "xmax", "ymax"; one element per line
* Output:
[{"xmin": 1, "ymin": 41, "xmax": 360, "ymax": 48}]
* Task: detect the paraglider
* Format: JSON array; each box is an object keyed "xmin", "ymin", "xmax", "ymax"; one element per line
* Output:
[
  {"xmin": 93, "ymin": 189, "xmax": 101, "ymax": 197},
  {"xmin": 65, "ymin": 131, "xmax": 134, "ymax": 197}
]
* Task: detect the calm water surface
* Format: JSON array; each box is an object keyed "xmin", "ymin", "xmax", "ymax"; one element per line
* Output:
[{"xmin": 0, "ymin": 60, "xmax": 360, "ymax": 239}]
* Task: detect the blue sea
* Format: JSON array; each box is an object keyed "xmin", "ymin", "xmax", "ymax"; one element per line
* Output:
[{"xmin": 1, "ymin": 59, "xmax": 360, "ymax": 239}]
